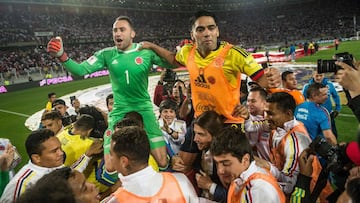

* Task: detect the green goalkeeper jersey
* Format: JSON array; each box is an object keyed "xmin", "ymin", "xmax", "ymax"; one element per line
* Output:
[{"xmin": 62, "ymin": 43, "xmax": 174, "ymax": 153}]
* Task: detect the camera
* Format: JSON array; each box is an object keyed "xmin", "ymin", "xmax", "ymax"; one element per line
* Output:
[
  {"xmin": 163, "ymin": 69, "xmax": 177, "ymax": 83},
  {"xmin": 309, "ymin": 136, "xmax": 351, "ymax": 173},
  {"xmin": 317, "ymin": 52, "xmax": 354, "ymax": 73}
]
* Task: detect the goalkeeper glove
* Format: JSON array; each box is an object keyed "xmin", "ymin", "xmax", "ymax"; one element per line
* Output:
[{"xmin": 47, "ymin": 36, "xmax": 69, "ymax": 62}]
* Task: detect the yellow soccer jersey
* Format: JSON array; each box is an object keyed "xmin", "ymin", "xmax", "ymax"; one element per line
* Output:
[
  {"xmin": 45, "ymin": 101, "xmax": 52, "ymax": 111},
  {"xmin": 57, "ymin": 128, "xmax": 93, "ymax": 166},
  {"xmin": 176, "ymin": 41, "xmax": 263, "ymax": 87}
]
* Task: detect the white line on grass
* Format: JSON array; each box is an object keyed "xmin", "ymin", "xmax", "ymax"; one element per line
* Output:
[
  {"xmin": 339, "ymin": 113, "xmax": 356, "ymax": 118},
  {"xmin": 0, "ymin": 109, "xmax": 30, "ymax": 117}
]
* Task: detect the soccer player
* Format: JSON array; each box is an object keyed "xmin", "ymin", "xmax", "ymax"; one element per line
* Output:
[
  {"xmin": 140, "ymin": 10, "xmax": 281, "ymax": 124},
  {"xmin": 210, "ymin": 126, "xmax": 285, "ymax": 203},
  {"xmin": 47, "ymin": 16, "xmax": 174, "ymax": 171},
  {"xmin": 0, "ymin": 129, "xmax": 64, "ymax": 203},
  {"xmin": 103, "ymin": 126, "xmax": 199, "ymax": 203}
]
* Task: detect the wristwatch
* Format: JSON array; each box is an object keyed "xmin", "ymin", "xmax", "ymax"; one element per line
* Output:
[{"xmin": 168, "ymin": 128, "xmax": 174, "ymax": 135}]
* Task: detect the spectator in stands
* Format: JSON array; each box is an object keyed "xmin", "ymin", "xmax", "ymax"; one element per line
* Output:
[
  {"xmin": 302, "ymin": 70, "xmax": 341, "ymax": 137},
  {"xmin": 47, "ymin": 16, "xmax": 175, "ymax": 171},
  {"xmin": 0, "ymin": 129, "xmax": 64, "ymax": 203}
]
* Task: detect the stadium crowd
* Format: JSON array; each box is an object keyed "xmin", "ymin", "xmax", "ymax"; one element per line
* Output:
[
  {"xmin": 0, "ymin": 0, "xmax": 358, "ymax": 83},
  {"xmin": 1, "ymin": 2, "xmax": 360, "ymax": 203}
]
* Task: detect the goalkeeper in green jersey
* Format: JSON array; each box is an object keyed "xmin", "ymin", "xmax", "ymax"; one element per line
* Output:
[{"xmin": 47, "ymin": 16, "xmax": 174, "ymax": 173}]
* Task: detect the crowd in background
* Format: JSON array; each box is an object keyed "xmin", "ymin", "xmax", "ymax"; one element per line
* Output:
[{"xmin": 0, "ymin": 0, "xmax": 358, "ymax": 81}]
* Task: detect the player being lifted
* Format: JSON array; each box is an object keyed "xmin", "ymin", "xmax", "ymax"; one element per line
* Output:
[{"xmin": 47, "ymin": 16, "xmax": 174, "ymax": 175}]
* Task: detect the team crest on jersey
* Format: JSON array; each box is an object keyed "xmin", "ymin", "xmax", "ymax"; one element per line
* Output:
[
  {"xmin": 135, "ymin": 57, "xmax": 143, "ymax": 65},
  {"xmin": 207, "ymin": 76, "xmax": 216, "ymax": 84},
  {"xmin": 214, "ymin": 57, "xmax": 225, "ymax": 67},
  {"xmin": 105, "ymin": 129, "xmax": 113, "ymax": 137}
]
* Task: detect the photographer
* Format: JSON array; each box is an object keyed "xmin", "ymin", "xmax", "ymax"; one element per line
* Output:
[
  {"xmin": 335, "ymin": 60, "xmax": 360, "ymax": 122},
  {"xmin": 153, "ymin": 70, "xmax": 187, "ymax": 109},
  {"xmin": 290, "ymin": 140, "xmax": 360, "ymax": 203},
  {"xmin": 153, "ymin": 69, "xmax": 176, "ymax": 105}
]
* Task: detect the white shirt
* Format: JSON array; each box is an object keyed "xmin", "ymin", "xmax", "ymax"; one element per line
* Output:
[
  {"xmin": 269, "ymin": 118, "xmax": 311, "ymax": 194},
  {"xmin": 244, "ymin": 114, "xmax": 271, "ymax": 161},
  {"xmin": 159, "ymin": 118, "xmax": 186, "ymax": 155},
  {"xmin": 0, "ymin": 161, "xmax": 63, "ymax": 203},
  {"xmin": 232, "ymin": 161, "xmax": 283, "ymax": 203}
]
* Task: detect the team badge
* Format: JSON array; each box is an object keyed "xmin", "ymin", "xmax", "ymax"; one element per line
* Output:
[
  {"xmin": 105, "ymin": 129, "xmax": 113, "ymax": 137},
  {"xmin": 207, "ymin": 76, "xmax": 216, "ymax": 84},
  {"xmin": 135, "ymin": 57, "xmax": 143, "ymax": 65}
]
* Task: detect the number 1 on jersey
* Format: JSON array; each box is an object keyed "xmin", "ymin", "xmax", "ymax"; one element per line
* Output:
[{"xmin": 125, "ymin": 70, "xmax": 129, "ymax": 84}]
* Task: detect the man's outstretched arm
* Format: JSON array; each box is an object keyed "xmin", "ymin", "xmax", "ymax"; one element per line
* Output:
[{"xmin": 140, "ymin": 41, "xmax": 182, "ymax": 67}]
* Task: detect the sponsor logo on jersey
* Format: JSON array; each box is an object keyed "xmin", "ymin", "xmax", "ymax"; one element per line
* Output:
[
  {"xmin": 194, "ymin": 69, "xmax": 210, "ymax": 89},
  {"xmin": 135, "ymin": 57, "xmax": 143, "ymax": 65},
  {"xmin": 87, "ymin": 55, "xmax": 98, "ymax": 65},
  {"xmin": 195, "ymin": 103, "xmax": 216, "ymax": 113}
]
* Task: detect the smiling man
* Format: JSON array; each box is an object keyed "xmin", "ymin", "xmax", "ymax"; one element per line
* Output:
[
  {"xmin": 0, "ymin": 129, "xmax": 64, "ymax": 203},
  {"xmin": 258, "ymin": 92, "xmax": 311, "ymax": 196},
  {"xmin": 47, "ymin": 16, "xmax": 175, "ymax": 173},
  {"xmin": 210, "ymin": 126, "xmax": 285, "ymax": 203}
]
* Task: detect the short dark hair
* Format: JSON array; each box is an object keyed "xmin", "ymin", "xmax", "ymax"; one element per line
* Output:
[
  {"xmin": 106, "ymin": 94, "xmax": 113, "ymax": 107},
  {"xmin": 73, "ymin": 114, "xmax": 95, "ymax": 132},
  {"xmin": 266, "ymin": 92, "xmax": 296, "ymax": 114},
  {"xmin": 115, "ymin": 117, "xmax": 142, "ymax": 130},
  {"xmin": 25, "ymin": 129, "xmax": 55, "ymax": 162},
  {"xmin": 52, "ymin": 99, "xmax": 66, "ymax": 108},
  {"xmin": 249, "ymin": 86, "xmax": 268, "ymax": 100},
  {"xmin": 41, "ymin": 110, "xmax": 62, "ymax": 121},
  {"xmin": 124, "ymin": 111, "xmax": 144, "ymax": 127},
  {"xmin": 17, "ymin": 167, "xmax": 76, "ymax": 203},
  {"xmin": 306, "ymin": 82, "xmax": 326, "ymax": 99},
  {"xmin": 281, "ymin": 71, "xmax": 294, "ymax": 81},
  {"xmin": 210, "ymin": 126, "xmax": 254, "ymax": 162},
  {"xmin": 193, "ymin": 110, "xmax": 223, "ymax": 137},
  {"xmin": 159, "ymin": 99, "xmax": 178, "ymax": 113},
  {"xmin": 115, "ymin": 16, "xmax": 134, "ymax": 30},
  {"xmin": 111, "ymin": 126, "xmax": 149, "ymax": 165},
  {"xmin": 78, "ymin": 106, "xmax": 107, "ymax": 138},
  {"xmin": 48, "ymin": 92, "xmax": 56, "ymax": 99},
  {"xmin": 347, "ymin": 177, "xmax": 360, "ymax": 203},
  {"xmin": 190, "ymin": 10, "xmax": 217, "ymax": 31}
]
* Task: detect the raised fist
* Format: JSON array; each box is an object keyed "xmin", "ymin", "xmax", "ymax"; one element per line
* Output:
[{"xmin": 47, "ymin": 36, "xmax": 68, "ymax": 62}]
